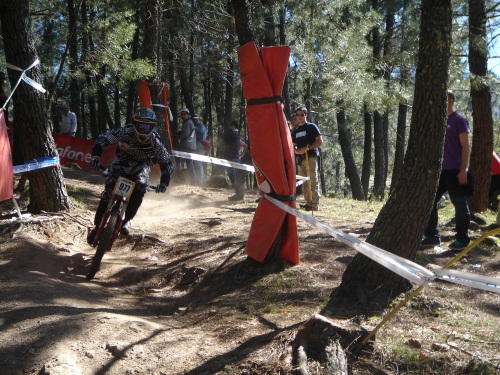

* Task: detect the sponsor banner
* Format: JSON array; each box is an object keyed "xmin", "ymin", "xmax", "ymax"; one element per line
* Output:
[
  {"xmin": 53, "ymin": 133, "xmax": 160, "ymax": 178},
  {"xmin": 53, "ymin": 133, "xmax": 114, "ymax": 173},
  {"xmin": 264, "ymin": 195, "xmax": 500, "ymax": 294}
]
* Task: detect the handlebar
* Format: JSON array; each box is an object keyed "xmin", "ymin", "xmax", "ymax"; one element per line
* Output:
[{"xmin": 97, "ymin": 165, "xmax": 159, "ymax": 192}]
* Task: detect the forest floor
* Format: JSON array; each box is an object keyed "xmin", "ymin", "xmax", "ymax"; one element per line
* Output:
[{"xmin": 0, "ymin": 166, "xmax": 499, "ymax": 375}]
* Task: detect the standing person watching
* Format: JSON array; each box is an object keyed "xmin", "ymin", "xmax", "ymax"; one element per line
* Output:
[
  {"xmin": 221, "ymin": 120, "xmax": 244, "ymax": 201},
  {"xmin": 176, "ymin": 108, "xmax": 197, "ymax": 184},
  {"xmin": 60, "ymin": 103, "xmax": 77, "ymax": 136},
  {"xmin": 421, "ymin": 90, "xmax": 471, "ymax": 251},
  {"xmin": 291, "ymin": 106, "xmax": 323, "ymax": 211},
  {"xmin": 193, "ymin": 114, "xmax": 207, "ymax": 186}
]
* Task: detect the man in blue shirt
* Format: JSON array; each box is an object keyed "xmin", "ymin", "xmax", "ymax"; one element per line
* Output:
[{"xmin": 291, "ymin": 106, "xmax": 323, "ymax": 211}]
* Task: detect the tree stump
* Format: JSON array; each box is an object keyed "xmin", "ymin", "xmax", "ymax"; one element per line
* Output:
[{"xmin": 291, "ymin": 314, "xmax": 370, "ymax": 375}]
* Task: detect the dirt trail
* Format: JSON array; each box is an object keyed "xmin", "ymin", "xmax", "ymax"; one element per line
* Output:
[{"xmin": 0, "ymin": 167, "xmax": 499, "ymax": 374}]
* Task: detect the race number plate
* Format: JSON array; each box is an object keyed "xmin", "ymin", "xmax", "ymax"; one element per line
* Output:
[{"xmin": 112, "ymin": 176, "xmax": 136, "ymax": 200}]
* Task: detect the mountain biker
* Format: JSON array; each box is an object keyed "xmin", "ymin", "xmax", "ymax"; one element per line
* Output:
[{"xmin": 87, "ymin": 107, "xmax": 174, "ymax": 243}]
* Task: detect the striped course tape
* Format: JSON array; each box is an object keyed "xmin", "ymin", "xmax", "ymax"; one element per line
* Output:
[
  {"xmin": 3, "ymin": 59, "xmax": 46, "ymax": 110},
  {"xmin": 13, "ymin": 156, "xmax": 59, "ymax": 174},
  {"xmin": 171, "ymin": 149, "xmax": 309, "ymax": 186},
  {"xmin": 264, "ymin": 194, "xmax": 500, "ymax": 294}
]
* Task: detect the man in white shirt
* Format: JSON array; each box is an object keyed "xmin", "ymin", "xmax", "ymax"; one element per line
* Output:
[{"xmin": 61, "ymin": 103, "xmax": 77, "ymax": 136}]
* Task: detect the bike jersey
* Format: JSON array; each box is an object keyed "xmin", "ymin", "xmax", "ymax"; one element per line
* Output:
[{"xmin": 92, "ymin": 125, "xmax": 173, "ymax": 185}]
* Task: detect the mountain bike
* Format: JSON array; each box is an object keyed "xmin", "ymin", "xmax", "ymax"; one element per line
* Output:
[{"xmin": 86, "ymin": 171, "xmax": 154, "ymax": 280}]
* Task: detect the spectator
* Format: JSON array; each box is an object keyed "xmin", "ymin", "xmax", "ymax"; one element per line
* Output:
[
  {"xmin": 193, "ymin": 114, "xmax": 207, "ymax": 186},
  {"xmin": 221, "ymin": 120, "xmax": 244, "ymax": 201},
  {"xmin": 421, "ymin": 90, "xmax": 471, "ymax": 251},
  {"xmin": 176, "ymin": 108, "xmax": 197, "ymax": 184},
  {"xmin": 291, "ymin": 106, "xmax": 323, "ymax": 211},
  {"xmin": 60, "ymin": 103, "xmax": 77, "ymax": 136}
]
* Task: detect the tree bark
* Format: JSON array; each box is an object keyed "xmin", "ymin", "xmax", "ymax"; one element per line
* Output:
[
  {"xmin": 327, "ymin": 0, "xmax": 452, "ymax": 314},
  {"xmin": 468, "ymin": 0, "xmax": 493, "ymax": 213},
  {"xmin": 371, "ymin": 0, "xmax": 386, "ymax": 200},
  {"xmin": 0, "ymin": 0, "xmax": 72, "ymax": 212},
  {"xmin": 361, "ymin": 103, "xmax": 372, "ymax": 199},
  {"xmin": 390, "ymin": 1, "xmax": 411, "ymax": 193},
  {"xmin": 391, "ymin": 102, "xmax": 408, "ymax": 192},
  {"xmin": 82, "ymin": 0, "xmax": 98, "ymax": 139},
  {"xmin": 68, "ymin": 0, "xmax": 81, "ymax": 136},
  {"xmin": 336, "ymin": 104, "xmax": 364, "ymax": 200},
  {"xmin": 232, "ymin": 0, "xmax": 254, "ymax": 45},
  {"xmin": 373, "ymin": 110, "xmax": 385, "ymax": 199}
]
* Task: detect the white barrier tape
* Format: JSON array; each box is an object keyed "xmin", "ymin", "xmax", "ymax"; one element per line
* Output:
[
  {"xmin": 3, "ymin": 59, "xmax": 46, "ymax": 110},
  {"xmin": 172, "ymin": 150, "xmax": 255, "ymax": 171},
  {"xmin": 22, "ymin": 75, "xmax": 46, "ymax": 93},
  {"xmin": 151, "ymin": 104, "xmax": 173, "ymax": 121},
  {"xmin": 171, "ymin": 149, "xmax": 309, "ymax": 188},
  {"xmin": 264, "ymin": 194, "xmax": 500, "ymax": 293},
  {"xmin": 434, "ymin": 268, "xmax": 499, "ymax": 293},
  {"xmin": 13, "ymin": 156, "xmax": 59, "ymax": 174}
]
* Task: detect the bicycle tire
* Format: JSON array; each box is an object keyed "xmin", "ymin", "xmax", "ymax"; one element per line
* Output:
[{"xmin": 86, "ymin": 212, "xmax": 120, "ymax": 280}]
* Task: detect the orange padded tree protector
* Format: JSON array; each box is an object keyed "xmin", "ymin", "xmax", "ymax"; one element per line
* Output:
[
  {"xmin": 138, "ymin": 80, "xmax": 174, "ymax": 151},
  {"xmin": 238, "ymin": 42, "xmax": 299, "ymax": 264},
  {"xmin": 161, "ymin": 84, "xmax": 174, "ymax": 151},
  {"xmin": 138, "ymin": 80, "xmax": 153, "ymax": 109},
  {"xmin": 0, "ymin": 109, "xmax": 14, "ymax": 202}
]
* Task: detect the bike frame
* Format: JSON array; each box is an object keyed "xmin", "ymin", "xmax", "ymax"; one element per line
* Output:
[{"xmin": 91, "ymin": 176, "xmax": 136, "ymax": 250}]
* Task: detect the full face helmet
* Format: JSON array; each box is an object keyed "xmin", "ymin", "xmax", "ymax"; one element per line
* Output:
[{"xmin": 133, "ymin": 107, "xmax": 157, "ymax": 143}]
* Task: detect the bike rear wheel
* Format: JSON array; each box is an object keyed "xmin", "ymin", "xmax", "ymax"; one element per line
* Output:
[{"xmin": 86, "ymin": 212, "xmax": 120, "ymax": 280}]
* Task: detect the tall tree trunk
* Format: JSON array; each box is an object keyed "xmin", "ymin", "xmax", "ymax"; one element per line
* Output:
[
  {"xmin": 279, "ymin": 5, "xmax": 291, "ymax": 120},
  {"xmin": 361, "ymin": 104, "xmax": 372, "ymax": 199},
  {"xmin": 82, "ymin": 0, "xmax": 98, "ymax": 138},
  {"xmin": 114, "ymin": 76, "xmax": 121, "ymax": 128},
  {"xmin": 391, "ymin": 103, "xmax": 408, "ymax": 192},
  {"xmin": 468, "ymin": 0, "xmax": 493, "ymax": 213},
  {"xmin": 223, "ymin": 56, "xmax": 235, "ymax": 127},
  {"xmin": 68, "ymin": 0, "xmax": 81, "ymax": 136},
  {"xmin": 373, "ymin": 110, "xmax": 385, "ymax": 198},
  {"xmin": 97, "ymin": 66, "xmax": 115, "ymax": 130},
  {"xmin": 371, "ymin": 0, "xmax": 386, "ymax": 199},
  {"xmin": 178, "ymin": 65, "xmax": 194, "ymax": 114},
  {"xmin": 390, "ymin": 0, "xmax": 411, "ymax": 193},
  {"xmin": 381, "ymin": 11, "xmax": 394, "ymax": 186},
  {"xmin": 143, "ymin": 0, "xmax": 166, "ymax": 136},
  {"xmin": 0, "ymin": 0, "xmax": 72, "ymax": 212},
  {"xmin": 262, "ymin": 0, "xmax": 275, "ymax": 46},
  {"xmin": 336, "ymin": 103, "xmax": 365, "ymax": 200},
  {"xmin": 326, "ymin": 0, "xmax": 452, "ymax": 314},
  {"xmin": 125, "ymin": 0, "xmax": 142, "ymax": 125},
  {"xmin": 232, "ymin": 0, "xmax": 254, "ymax": 45}
]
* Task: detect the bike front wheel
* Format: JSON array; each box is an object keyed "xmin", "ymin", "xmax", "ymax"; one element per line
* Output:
[{"xmin": 86, "ymin": 212, "xmax": 120, "ymax": 280}]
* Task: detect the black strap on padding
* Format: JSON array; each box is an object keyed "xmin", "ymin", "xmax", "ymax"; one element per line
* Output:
[
  {"xmin": 246, "ymin": 96, "xmax": 283, "ymax": 106},
  {"xmin": 268, "ymin": 192, "xmax": 296, "ymax": 202}
]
